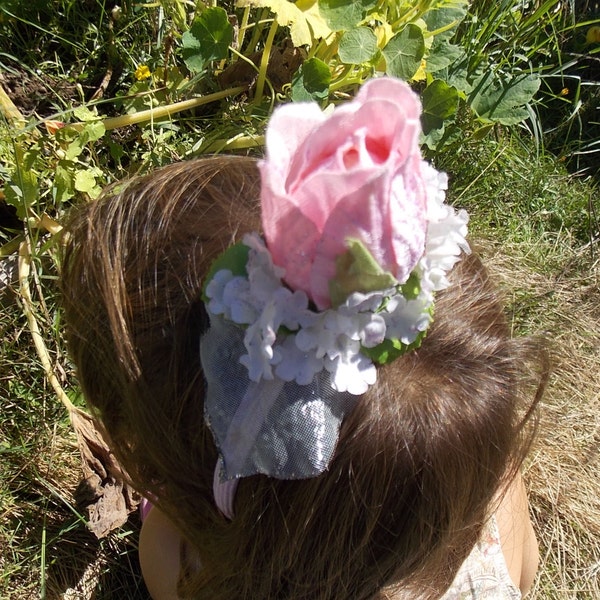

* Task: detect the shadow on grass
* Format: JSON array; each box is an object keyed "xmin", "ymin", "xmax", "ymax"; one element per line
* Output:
[{"xmin": 41, "ymin": 506, "xmax": 149, "ymax": 600}]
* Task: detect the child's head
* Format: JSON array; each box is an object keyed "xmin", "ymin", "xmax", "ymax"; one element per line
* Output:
[{"xmin": 61, "ymin": 81, "xmax": 548, "ymax": 599}]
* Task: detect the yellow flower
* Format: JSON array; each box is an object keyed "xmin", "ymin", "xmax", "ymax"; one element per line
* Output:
[
  {"xmin": 135, "ymin": 65, "xmax": 151, "ymax": 81},
  {"xmin": 586, "ymin": 26, "xmax": 600, "ymax": 44}
]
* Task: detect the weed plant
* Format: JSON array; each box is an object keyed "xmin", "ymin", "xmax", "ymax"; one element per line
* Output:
[{"xmin": 0, "ymin": 0, "xmax": 599, "ymax": 598}]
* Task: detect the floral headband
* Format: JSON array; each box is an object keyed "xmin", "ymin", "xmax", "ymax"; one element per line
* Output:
[{"xmin": 201, "ymin": 77, "xmax": 469, "ymax": 518}]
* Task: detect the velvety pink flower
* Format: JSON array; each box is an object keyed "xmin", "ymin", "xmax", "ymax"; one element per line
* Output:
[{"xmin": 259, "ymin": 77, "xmax": 428, "ymax": 310}]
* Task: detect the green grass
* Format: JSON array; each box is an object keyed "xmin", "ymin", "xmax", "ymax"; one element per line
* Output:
[
  {"xmin": 439, "ymin": 131, "xmax": 596, "ymax": 264},
  {"xmin": 0, "ymin": 292, "xmax": 149, "ymax": 599}
]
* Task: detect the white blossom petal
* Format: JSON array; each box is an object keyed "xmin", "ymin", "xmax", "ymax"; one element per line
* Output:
[
  {"xmin": 274, "ymin": 336, "xmax": 323, "ymax": 385},
  {"xmin": 205, "ymin": 270, "xmax": 235, "ymax": 316},
  {"xmin": 325, "ymin": 352, "xmax": 377, "ymax": 395},
  {"xmin": 383, "ymin": 294, "xmax": 432, "ymax": 344}
]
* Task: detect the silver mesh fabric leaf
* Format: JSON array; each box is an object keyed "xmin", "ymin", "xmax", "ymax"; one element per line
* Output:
[{"xmin": 201, "ymin": 314, "xmax": 358, "ymax": 481}]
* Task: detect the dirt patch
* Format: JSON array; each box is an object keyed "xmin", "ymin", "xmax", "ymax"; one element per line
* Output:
[{"xmin": 0, "ymin": 68, "xmax": 81, "ymax": 118}]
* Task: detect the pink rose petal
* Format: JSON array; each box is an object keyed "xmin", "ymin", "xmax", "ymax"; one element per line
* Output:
[{"xmin": 259, "ymin": 77, "xmax": 429, "ymax": 309}]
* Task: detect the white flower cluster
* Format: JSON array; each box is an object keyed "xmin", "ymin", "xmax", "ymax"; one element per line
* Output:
[
  {"xmin": 416, "ymin": 165, "xmax": 470, "ymax": 293},
  {"xmin": 205, "ymin": 176, "xmax": 469, "ymax": 396}
]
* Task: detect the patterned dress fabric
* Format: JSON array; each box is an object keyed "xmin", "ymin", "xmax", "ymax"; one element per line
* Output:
[{"xmin": 441, "ymin": 517, "xmax": 522, "ymax": 599}]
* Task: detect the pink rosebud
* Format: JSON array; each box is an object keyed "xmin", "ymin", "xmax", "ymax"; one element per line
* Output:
[{"xmin": 259, "ymin": 77, "xmax": 428, "ymax": 310}]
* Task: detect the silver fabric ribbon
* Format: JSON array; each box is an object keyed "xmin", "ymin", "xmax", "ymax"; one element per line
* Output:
[{"xmin": 201, "ymin": 314, "xmax": 357, "ymax": 517}]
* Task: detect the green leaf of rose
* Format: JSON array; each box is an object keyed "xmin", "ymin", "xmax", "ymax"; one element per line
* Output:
[
  {"xmin": 182, "ymin": 7, "xmax": 233, "ymax": 73},
  {"xmin": 291, "ymin": 57, "xmax": 331, "ymax": 102},
  {"xmin": 338, "ymin": 27, "xmax": 379, "ymax": 64},
  {"xmin": 400, "ymin": 272, "xmax": 421, "ymax": 301},
  {"xmin": 329, "ymin": 239, "xmax": 397, "ymax": 308},
  {"xmin": 318, "ymin": 0, "xmax": 377, "ymax": 31},
  {"xmin": 361, "ymin": 329, "xmax": 427, "ymax": 365},
  {"xmin": 202, "ymin": 242, "xmax": 250, "ymax": 303},
  {"xmin": 382, "ymin": 24, "xmax": 425, "ymax": 81}
]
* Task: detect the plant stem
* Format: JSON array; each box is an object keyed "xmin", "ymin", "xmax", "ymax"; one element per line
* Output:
[
  {"xmin": 69, "ymin": 86, "xmax": 248, "ymax": 132},
  {"xmin": 201, "ymin": 134, "xmax": 265, "ymax": 153},
  {"xmin": 237, "ymin": 6, "xmax": 251, "ymax": 53},
  {"xmin": 18, "ymin": 238, "xmax": 77, "ymax": 415},
  {"xmin": 244, "ymin": 8, "xmax": 268, "ymax": 54},
  {"xmin": 254, "ymin": 18, "xmax": 279, "ymax": 105}
]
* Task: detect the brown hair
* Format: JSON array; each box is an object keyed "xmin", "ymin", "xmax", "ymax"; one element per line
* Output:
[{"xmin": 60, "ymin": 155, "xmax": 548, "ymax": 599}]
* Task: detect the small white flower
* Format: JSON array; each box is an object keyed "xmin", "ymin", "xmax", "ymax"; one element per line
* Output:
[
  {"xmin": 272, "ymin": 287, "xmax": 312, "ymax": 331},
  {"xmin": 244, "ymin": 233, "xmax": 286, "ymax": 303},
  {"xmin": 224, "ymin": 277, "xmax": 257, "ymax": 324},
  {"xmin": 205, "ymin": 269, "xmax": 235, "ymax": 316},
  {"xmin": 325, "ymin": 350, "xmax": 376, "ymax": 395},
  {"xmin": 359, "ymin": 314, "xmax": 387, "ymax": 348},
  {"xmin": 342, "ymin": 290, "xmax": 388, "ymax": 313},
  {"xmin": 383, "ymin": 293, "xmax": 432, "ymax": 344},
  {"xmin": 418, "ymin": 164, "xmax": 469, "ymax": 294},
  {"xmin": 240, "ymin": 301, "xmax": 281, "ymax": 381},
  {"xmin": 295, "ymin": 314, "xmax": 338, "ymax": 360},
  {"xmin": 274, "ymin": 336, "xmax": 323, "ymax": 385}
]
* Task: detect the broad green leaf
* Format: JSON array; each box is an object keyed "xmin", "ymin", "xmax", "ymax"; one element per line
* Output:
[
  {"xmin": 382, "ymin": 25, "xmax": 425, "ymax": 81},
  {"xmin": 423, "ymin": 120, "xmax": 463, "ymax": 151},
  {"xmin": 5, "ymin": 146, "xmax": 39, "ymax": 218},
  {"xmin": 73, "ymin": 106, "xmax": 97, "ymax": 121},
  {"xmin": 470, "ymin": 123, "xmax": 495, "ymax": 141},
  {"xmin": 422, "ymin": 3, "xmax": 467, "ymax": 41},
  {"xmin": 4, "ymin": 184, "xmax": 25, "ymax": 218},
  {"xmin": 440, "ymin": 56, "xmax": 483, "ymax": 95},
  {"xmin": 338, "ymin": 27, "xmax": 378, "ymax": 64},
  {"xmin": 83, "ymin": 120, "xmax": 106, "ymax": 142},
  {"xmin": 469, "ymin": 72, "xmax": 541, "ymax": 125},
  {"xmin": 426, "ymin": 40, "xmax": 464, "ymax": 73},
  {"xmin": 422, "ymin": 79, "xmax": 458, "ymax": 119},
  {"xmin": 291, "ymin": 57, "xmax": 331, "ymax": 102},
  {"xmin": 74, "ymin": 169, "xmax": 98, "ymax": 194},
  {"xmin": 237, "ymin": 0, "xmax": 331, "ymax": 46},
  {"xmin": 182, "ymin": 7, "xmax": 233, "ymax": 73},
  {"xmin": 55, "ymin": 125, "xmax": 79, "ymax": 145},
  {"xmin": 108, "ymin": 140, "xmax": 125, "ymax": 162},
  {"xmin": 66, "ymin": 136, "xmax": 85, "ymax": 161},
  {"xmin": 54, "ymin": 163, "xmax": 74, "ymax": 204},
  {"xmin": 318, "ymin": 0, "xmax": 376, "ymax": 31},
  {"xmin": 122, "ymin": 80, "xmax": 153, "ymax": 114},
  {"xmin": 420, "ymin": 113, "xmax": 445, "ymax": 148}
]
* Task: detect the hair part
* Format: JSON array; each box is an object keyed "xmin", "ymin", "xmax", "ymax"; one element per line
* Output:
[{"xmin": 61, "ymin": 156, "xmax": 548, "ymax": 599}]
